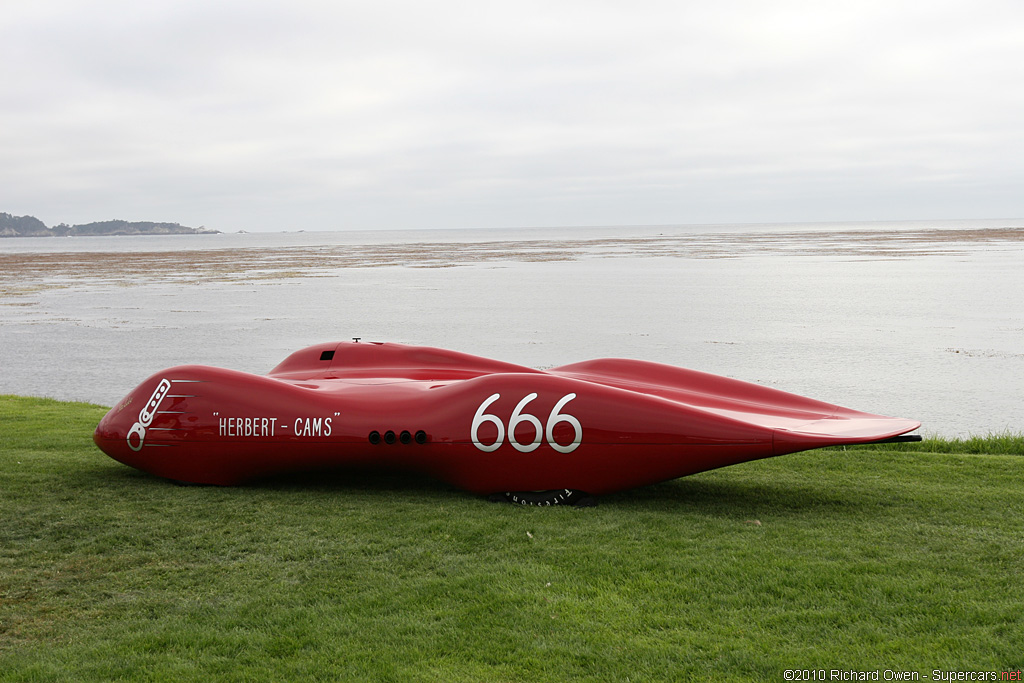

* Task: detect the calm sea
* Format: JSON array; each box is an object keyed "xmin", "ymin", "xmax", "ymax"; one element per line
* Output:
[{"xmin": 2, "ymin": 219, "xmax": 1022, "ymax": 438}]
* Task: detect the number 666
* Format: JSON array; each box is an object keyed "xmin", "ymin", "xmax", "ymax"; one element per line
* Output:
[{"xmin": 471, "ymin": 393, "xmax": 582, "ymax": 454}]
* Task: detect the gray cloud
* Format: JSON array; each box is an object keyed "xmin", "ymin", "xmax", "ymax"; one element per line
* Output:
[{"xmin": 3, "ymin": 0, "xmax": 1023, "ymax": 231}]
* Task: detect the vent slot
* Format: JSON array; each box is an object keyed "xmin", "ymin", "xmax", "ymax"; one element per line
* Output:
[{"xmin": 319, "ymin": 350, "xmax": 335, "ymax": 361}]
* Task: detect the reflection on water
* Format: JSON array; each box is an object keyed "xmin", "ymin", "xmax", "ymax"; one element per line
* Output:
[{"xmin": 1, "ymin": 221, "xmax": 1022, "ymax": 437}]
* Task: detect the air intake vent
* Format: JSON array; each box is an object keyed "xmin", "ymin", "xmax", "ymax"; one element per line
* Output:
[{"xmin": 319, "ymin": 350, "xmax": 335, "ymax": 361}]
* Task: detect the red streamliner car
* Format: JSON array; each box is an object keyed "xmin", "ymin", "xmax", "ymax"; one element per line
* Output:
[{"xmin": 94, "ymin": 341, "xmax": 920, "ymax": 505}]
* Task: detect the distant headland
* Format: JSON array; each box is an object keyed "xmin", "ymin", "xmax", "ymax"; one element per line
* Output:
[{"xmin": 0, "ymin": 212, "xmax": 219, "ymax": 237}]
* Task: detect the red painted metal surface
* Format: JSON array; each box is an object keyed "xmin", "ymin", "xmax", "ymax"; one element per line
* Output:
[{"xmin": 93, "ymin": 341, "xmax": 920, "ymax": 496}]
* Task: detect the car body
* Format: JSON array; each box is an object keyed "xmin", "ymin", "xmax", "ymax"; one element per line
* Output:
[{"xmin": 94, "ymin": 341, "xmax": 921, "ymax": 502}]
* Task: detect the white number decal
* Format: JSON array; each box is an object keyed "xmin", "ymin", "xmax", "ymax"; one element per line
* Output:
[
  {"xmin": 546, "ymin": 393, "xmax": 582, "ymax": 454},
  {"xmin": 471, "ymin": 393, "xmax": 581, "ymax": 453},
  {"xmin": 471, "ymin": 393, "xmax": 505, "ymax": 452},
  {"xmin": 509, "ymin": 393, "xmax": 543, "ymax": 453}
]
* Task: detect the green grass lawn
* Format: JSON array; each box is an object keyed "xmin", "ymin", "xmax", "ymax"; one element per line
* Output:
[{"xmin": 2, "ymin": 395, "xmax": 1022, "ymax": 682}]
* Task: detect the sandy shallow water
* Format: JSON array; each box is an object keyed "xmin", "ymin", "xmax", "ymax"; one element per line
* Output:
[{"xmin": 2, "ymin": 222, "xmax": 1022, "ymax": 437}]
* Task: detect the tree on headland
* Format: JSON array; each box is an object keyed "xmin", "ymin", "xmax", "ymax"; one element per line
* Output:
[
  {"xmin": 0, "ymin": 212, "xmax": 219, "ymax": 237},
  {"xmin": 0, "ymin": 213, "xmax": 51, "ymax": 237}
]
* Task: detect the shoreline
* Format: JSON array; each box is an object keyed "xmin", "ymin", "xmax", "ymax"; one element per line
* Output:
[{"xmin": 4, "ymin": 226, "xmax": 1024, "ymax": 293}]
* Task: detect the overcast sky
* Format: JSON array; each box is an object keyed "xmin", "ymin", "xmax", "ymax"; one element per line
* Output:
[{"xmin": 3, "ymin": 0, "xmax": 1023, "ymax": 232}]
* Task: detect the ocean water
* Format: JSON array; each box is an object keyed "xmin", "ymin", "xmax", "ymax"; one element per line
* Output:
[{"xmin": 2, "ymin": 220, "xmax": 1022, "ymax": 437}]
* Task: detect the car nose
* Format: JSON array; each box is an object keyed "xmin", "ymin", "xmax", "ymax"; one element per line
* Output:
[{"xmin": 93, "ymin": 377, "xmax": 174, "ymax": 466}]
